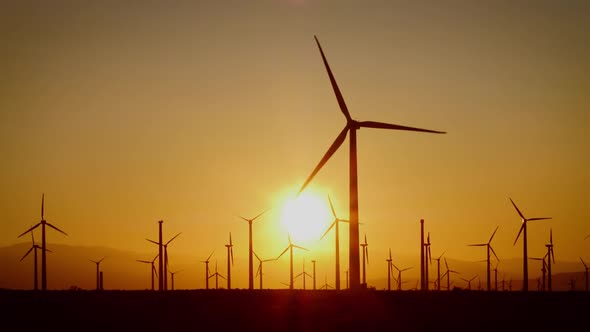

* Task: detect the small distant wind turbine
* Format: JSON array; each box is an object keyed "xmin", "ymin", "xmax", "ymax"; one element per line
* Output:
[
  {"xmin": 277, "ymin": 235, "xmax": 309, "ymax": 290},
  {"xmin": 545, "ymin": 229, "xmax": 556, "ymax": 291},
  {"xmin": 460, "ymin": 275, "xmax": 478, "ymax": 290},
  {"xmin": 492, "ymin": 261, "xmax": 500, "ymax": 291},
  {"xmin": 529, "ymin": 256, "xmax": 547, "ymax": 291},
  {"xmin": 239, "ymin": 209, "xmax": 268, "ymax": 290},
  {"xmin": 18, "ymin": 194, "xmax": 68, "ymax": 291},
  {"xmin": 201, "ymin": 251, "xmax": 214, "ymax": 289},
  {"xmin": 432, "ymin": 250, "xmax": 446, "ymax": 291},
  {"xmin": 442, "ymin": 257, "xmax": 460, "ymax": 291},
  {"xmin": 320, "ymin": 195, "xmax": 349, "ymax": 290},
  {"xmin": 89, "ymin": 258, "xmax": 105, "ymax": 291},
  {"xmin": 136, "ymin": 254, "xmax": 159, "ymax": 291},
  {"xmin": 169, "ymin": 269, "xmax": 183, "ymax": 290},
  {"xmin": 208, "ymin": 261, "xmax": 226, "ymax": 289},
  {"xmin": 296, "ymin": 36, "xmax": 446, "ymax": 290},
  {"xmin": 468, "ymin": 226, "xmax": 499, "ymax": 291},
  {"xmin": 386, "ymin": 248, "xmax": 394, "ymax": 291},
  {"xmin": 423, "ymin": 232, "xmax": 432, "ymax": 290},
  {"xmin": 509, "ymin": 198, "xmax": 551, "ymax": 292},
  {"xmin": 20, "ymin": 229, "xmax": 51, "ymax": 291},
  {"xmin": 579, "ymin": 257, "xmax": 589, "ymax": 291},
  {"xmin": 360, "ymin": 234, "xmax": 369, "ymax": 287},
  {"xmin": 225, "ymin": 232, "xmax": 234, "ymax": 289},
  {"xmin": 392, "ymin": 263, "xmax": 413, "ymax": 291},
  {"xmin": 147, "ymin": 232, "xmax": 181, "ymax": 291},
  {"xmin": 294, "ymin": 259, "xmax": 312, "ymax": 290},
  {"xmin": 320, "ymin": 274, "xmax": 333, "ymax": 290},
  {"xmin": 254, "ymin": 251, "xmax": 276, "ymax": 289}
]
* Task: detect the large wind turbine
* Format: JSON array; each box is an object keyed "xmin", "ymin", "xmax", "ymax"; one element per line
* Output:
[
  {"xmin": 510, "ymin": 198, "xmax": 551, "ymax": 292},
  {"xmin": 320, "ymin": 195, "xmax": 349, "ymax": 290},
  {"xmin": 432, "ymin": 250, "xmax": 446, "ymax": 291},
  {"xmin": 20, "ymin": 229, "xmax": 51, "ymax": 291},
  {"xmin": 277, "ymin": 235, "xmax": 309, "ymax": 290},
  {"xmin": 468, "ymin": 226, "xmax": 499, "ymax": 291},
  {"xmin": 89, "ymin": 258, "xmax": 105, "ymax": 291},
  {"xmin": 18, "ymin": 194, "xmax": 68, "ymax": 291},
  {"xmin": 360, "ymin": 234, "xmax": 369, "ymax": 287},
  {"xmin": 201, "ymin": 251, "xmax": 214, "ymax": 289},
  {"xmin": 225, "ymin": 232, "xmax": 234, "ymax": 289},
  {"xmin": 136, "ymin": 254, "xmax": 159, "ymax": 291},
  {"xmin": 253, "ymin": 251, "xmax": 276, "ymax": 289},
  {"xmin": 296, "ymin": 36, "xmax": 446, "ymax": 290},
  {"xmin": 147, "ymin": 232, "xmax": 181, "ymax": 291},
  {"xmin": 239, "ymin": 209, "xmax": 268, "ymax": 290}
]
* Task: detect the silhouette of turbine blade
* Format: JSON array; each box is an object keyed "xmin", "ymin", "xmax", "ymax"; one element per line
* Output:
[
  {"xmin": 314, "ymin": 35, "xmax": 352, "ymax": 123},
  {"xmin": 46, "ymin": 222, "xmax": 68, "ymax": 236},
  {"xmin": 252, "ymin": 209, "xmax": 269, "ymax": 222},
  {"xmin": 231, "ymin": 247, "xmax": 234, "ymax": 266},
  {"xmin": 490, "ymin": 246, "xmax": 499, "ymax": 261},
  {"xmin": 292, "ymin": 244, "xmax": 309, "ymax": 251},
  {"xmin": 509, "ymin": 198, "xmax": 525, "ymax": 219},
  {"xmin": 253, "ymin": 251, "xmax": 261, "ymax": 262},
  {"xmin": 320, "ymin": 221, "xmax": 336, "ymax": 240},
  {"xmin": 444, "ymin": 257, "xmax": 449, "ymax": 270},
  {"xmin": 206, "ymin": 250, "xmax": 215, "ymax": 262},
  {"xmin": 528, "ymin": 217, "xmax": 552, "ymax": 222},
  {"xmin": 580, "ymin": 257, "xmax": 587, "ymax": 269},
  {"xmin": 20, "ymin": 247, "xmax": 34, "ymax": 261},
  {"xmin": 137, "ymin": 260, "xmax": 151, "ymax": 264},
  {"xmin": 146, "ymin": 239, "xmax": 159, "ymax": 246},
  {"xmin": 514, "ymin": 223, "xmax": 525, "ymax": 246},
  {"xmin": 328, "ymin": 195, "xmax": 337, "ymax": 218},
  {"xmin": 18, "ymin": 223, "xmax": 41, "ymax": 238},
  {"xmin": 489, "ymin": 226, "xmax": 499, "ymax": 243},
  {"xmin": 298, "ymin": 126, "xmax": 349, "ymax": 195},
  {"xmin": 256, "ymin": 263, "xmax": 261, "ymax": 278},
  {"xmin": 359, "ymin": 121, "xmax": 446, "ymax": 134},
  {"xmin": 468, "ymin": 244, "xmax": 487, "ymax": 247},
  {"xmin": 166, "ymin": 232, "xmax": 182, "ymax": 245},
  {"xmin": 277, "ymin": 246, "xmax": 290, "ymax": 260}
]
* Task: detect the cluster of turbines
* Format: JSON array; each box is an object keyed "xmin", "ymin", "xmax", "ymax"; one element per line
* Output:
[{"xmin": 15, "ymin": 35, "xmax": 589, "ymax": 292}]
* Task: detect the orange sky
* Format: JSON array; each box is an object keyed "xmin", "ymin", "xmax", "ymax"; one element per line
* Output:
[{"xmin": 1, "ymin": 1, "xmax": 589, "ymax": 289}]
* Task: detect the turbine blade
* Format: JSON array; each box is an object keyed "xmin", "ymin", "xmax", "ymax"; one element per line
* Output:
[
  {"xmin": 292, "ymin": 244, "xmax": 309, "ymax": 251},
  {"xmin": 489, "ymin": 226, "xmax": 499, "ymax": 243},
  {"xmin": 550, "ymin": 228, "xmax": 553, "ymax": 244},
  {"xmin": 153, "ymin": 265, "xmax": 158, "ymax": 278},
  {"xmin": 253, "ymin": 251, "xmax": 261, "ymax": 262},
  {"xmin": 513, "ymin": 223, "xmax": 525, "ymax": 246},
  {"xmin": 468, "ymin": 244, "xmax": 487, "ymax": 247},
  {"xmin": 229, "ymin": 232, "xmax": 233, "ymax": 246},
  {"xmin": 18, "ymin": 223, "xmax": 41, "ymax": 238},
  {"xmin": 297, "ymin": 126, "xmax": 349, "ymax": 195},
  {"xmin": 366, "ymin": 246, "xmax": 370, "ymax": 265},
  {"xmin": 20, "ymin": 247, "xmax": 34, "ymax": 261},
  {"xmin": 146, "ymin": 239, "xmax": 159, "ymax": 246},
  {"xmin": 527, "ymin": 217, "xmax": 552, "ymax": 221},
  {"xmin": 389, "ymin": 248, "xmax": 392, "ymax": 261},
  {"xmin": 152, "ymin": 253, "xmax": 159, "ymax": 263},
  {"xmin": 98, "ymin": 257, "xmax": 105, "ymax": 263},
  {"xmin": 46, "ymin": 223, "xmax": 68, "ymax": 236},
  {"xmin": 551, "ymin": 248, "xmax": 555, "ymax": 264},
  {"xmin": 252, "ymin": 209, "xmax": 269, "ymax": 223},
  {"xmin": 358, "ymin": 121, "xmax": 445, "ymax": 134},
  {"xmin": 256, "ymin": 263, "xmax": 261, "ymax": 278},
  {"xmin": 580, "ymin": 257, "xmax": 587, "ymax": 269},
  {"xmin": 490, "ymin": 246, "xmax": 499, "ymax": 261},
  {"xmin": 314, "ymin": 35, "xmax": 352, "ymax": 122},
  {"xmin": 438, "ymin": 249, "xmax": 447, "ymax": 260},
  {"xmin": 206, "ymin": 250, "xmax": 215, "ymax": 262},
  {"xmin": 166, "ymin": 232, "xmax": 182, "ymax": 245},
  {"xmin": 136, "ymin": 260, "xmax": 151, "ymax": 264},
  {"xmin": 444, "ymin": 257, "xmax": 449, "ymax": 270},
  {"xmin": 30, "ymin": 228, "xmax": 35, "ymax": 245},
  {"xmin": 277, "ymin": 246, "xmax": 289, "ymax": 260},
  {"xmin": 320, "ymin": 221, "xmax": 336, "ymax": 240},
  {"xmin": 231, "ymin": 248, "xmax": 234, "ymax": 266},
  {"xmin": 328, "ymin": 195, "xmax": 337, "ymax": 218},
  {"xmin": 509, "ymin": 198, "xmax": 525, "ymax": 219},
  {"xmin": 41, "ymin": 193, "xmax": 45, "ymax": 219}
]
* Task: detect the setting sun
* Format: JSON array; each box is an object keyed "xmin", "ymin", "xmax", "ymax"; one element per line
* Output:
[{"xmin": 280, "ymin": 193, "xmax": 332, "ymax": 244}]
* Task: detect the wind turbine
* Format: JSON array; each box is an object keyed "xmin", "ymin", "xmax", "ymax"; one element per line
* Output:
[
  {"xmin": 432, "ymin": 250, "xmax": 446, "ymax": 291},
  {"xmin": 579, "ymin": 257, "xmax": 589, "ymax": 291},
  {"xmin": 320, "ymin": 195, "xmax": 349, "ymax": 290},
  {"xmin": 239, "ymin": 209, "xmax": 268, "ymax": 290},
  {"xmin": 20, "ymin": 229, "xmax": 51, "ymax": 291},
  {"xmin": 201, "ymin": 251, "xmax": 214, "ymax": 289},
  {"xmin": 386, "ymin": 248, "xmax": 395, "ymax": 291},
  {"xmin": 136, "ymin": 254, "xmax": 159, "ymax": 291},
  {"xmin": 442, "ymin": 257, "xmax": 459, "ymax": 291},
  {"xmin": 147, "ymin": 232, "xmax": 181, "ymax": 291},
  {"xmin": 225, "ymin": 232, "xmax": 234, "ymax": 289},
  {"xmin": 89, "ymin": 258, "xmax": 105, "ymax": 290},
  {"xmin": 460, "ymin": 275, "xmax": 478, "ymax": 290},
  {"xmin": 392, "ymin": 263, "xmax": 413, "ymax": 291},
  {"xmin": 208, "ymin": 261, "xmax": 226, "ymax": 289},
  {"xmin": 253, "ymin": 251, "xmax": 276, "ymax": 289},
  {"xmin": 509, "ymin": 198, "xmax": 551, "ymax": 292},
  {"xmin": 169, "ymin": 269, "xmax": 183, "ymax": 290},
  {"xmin": 360, "ymin": 234, "xmax": 369, "ymax": 287},
  {"xmin": 296, "ymin": 36, "xmax": 446, "ymax": 290},
  {"xmin": 18, "ymin": 194, "xmax": 68, "ymax": 291},
  {"xmin": 423, "ymin": 232, "xmax": 432, "ymax": 290},
  {"xmin": 320, "ymin": 274, "xmax": 333, "ymax": 290},
  {"xmin": 294, "ymin": 259, "xmax": 312, "ymax": 290},
  {"xmin": 468, "ymin": 226, "xmax": 499, "ymax": 291},
  {"xmin": 529, "ymin": 256, "xmax": 547, "ymax": 291},
  {"xmin": 492, "ymin": 261, "xmax": 500, "ymax": 291},
  {"xmin": 545, "ymin": 229, "xmax": 556, "ymax": 291},
  {"xmin": 277, "ymin": 235, "xmax": 309, "ymax": 290}
]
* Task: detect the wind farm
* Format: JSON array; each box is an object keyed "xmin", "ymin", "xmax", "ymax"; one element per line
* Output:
[{"xmin": 1, "ymin": 1, "xmax": 589, "ymax": 331}]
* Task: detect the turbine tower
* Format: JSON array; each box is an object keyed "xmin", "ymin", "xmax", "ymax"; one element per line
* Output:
[
  {"xmin": 254, "ymin": 251, "xmax": 276, "ymax": 289},
  {"xmin": 545, "ymin": 229, "xmax": 556, "ymax": 291},
  {"xmin": 239, "ymin": 209, "xmax": 268, "ymax": 290},
  {"xmin": 510, "ymin": 198, "xmax": 551, "ymax": 292},
  {"xmin": 20, "ymin": 230, "xmax": 51, "ymax": 291},
  {"xmin": 297, "ymin": 36, "xmax": 446, "ymax": 290},
  {"xmin": 225, "ymin": 232, "xmax": 234, "ymax": 289},
  {"xmin": 136, "ymin": 254, "xmax": 159, "ymax": 291},
  {"xmin": 89, "ymin": 258, "xmax": 105, "ymax": 291},
  {"xmin": 18, "ymin": 194, "xmax": 68, "ymax": 291},
  {"xmin": 360, "ymin": 234, "xmax": 369, "ymax": 287},
  {"xmin": 320, "ymin": 195, "xmax": 349, "ymax": 290},
  {"xmin": 468, "ymin": 226, "xmax": 499, "ymax": 291},
  {"xmin": 201, "ymin": 251, "xmax": 214, "ymax": 289}
]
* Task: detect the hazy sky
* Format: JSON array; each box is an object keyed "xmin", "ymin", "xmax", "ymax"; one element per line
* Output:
[{"xmin": 2, "ymin": 1, "xmax": 589, "ymax": 288}]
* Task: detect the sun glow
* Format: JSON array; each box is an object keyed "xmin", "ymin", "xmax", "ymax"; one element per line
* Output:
[{"xmin": 280, "ymin": 193, "xmax": 331, "ymax": 245}]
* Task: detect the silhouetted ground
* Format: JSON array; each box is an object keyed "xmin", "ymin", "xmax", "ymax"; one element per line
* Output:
[{"xmin": 0, "ymin": 289, "xmax": 587, "ymax": 331}]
